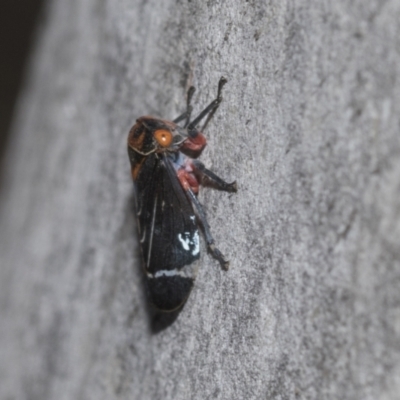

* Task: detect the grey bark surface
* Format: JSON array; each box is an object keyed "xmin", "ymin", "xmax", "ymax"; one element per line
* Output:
[{"xmin": 1, "ymin": 0, "xmax": 400, "ymax": 399}]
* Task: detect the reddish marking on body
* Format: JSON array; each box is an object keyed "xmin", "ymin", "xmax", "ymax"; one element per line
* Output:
[
  {"xmin": 128, "ymin": 122, "xmax": 145, "ymax": 151},
  {"xmin": 177, "ymin": 169, "xmax": 200, "ymax": 194},
  {"xmin": 181, "ymin": 133, "xmax": 207, "ymax": 154},
  {"xmin": 131, "ymin": 159, "xmax": 145, "ymax": 181}
]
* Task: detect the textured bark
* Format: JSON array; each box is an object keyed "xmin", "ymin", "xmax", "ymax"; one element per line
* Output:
[{"xmin": 1, "ymin": 1, "xmax": 400, "ymax": 399}]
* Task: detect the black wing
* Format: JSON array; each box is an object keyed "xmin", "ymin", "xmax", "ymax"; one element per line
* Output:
[{"xmin": 134, "ymin": 152, "xmax": 200, "ymax": 275}]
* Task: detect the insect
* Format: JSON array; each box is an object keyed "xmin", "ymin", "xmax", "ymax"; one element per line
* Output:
[{"xmin": 127, "ymin": 77, "xmax": 237, "ymax": 312}]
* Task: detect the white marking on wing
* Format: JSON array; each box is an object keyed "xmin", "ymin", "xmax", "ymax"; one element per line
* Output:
[
  {"xmin": 178, "ymin": 230, "xmax": 200, "ymax": 256},
  {"xmin": 154, "ymin": 269, "xmax": 180, "ymax": 278},
  {"xmin": 137, "ymin": 202, "xmax": 142, "ymax": 216},
  {"xmin": 192, "ymin": 232, "xmax": 200, "ymax": 256},
  {"xmin": 146, "ymin": 262, "xmax": 199, "ymax": 279},
  {"xmin": 140, "ymin": 226, "xmax": 146, "ymax": 243},
  {"xmin": 146, "ymin": 193, "xmax": 158, "ymax": 268},
  {"xmin": 178, "ymin": 233, "xmax": 190, "ymax": 250}
]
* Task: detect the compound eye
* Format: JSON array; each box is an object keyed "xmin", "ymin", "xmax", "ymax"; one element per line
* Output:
[{"xmin": 154, "ymin": 129, "xmax": 173, "ymax": 147}]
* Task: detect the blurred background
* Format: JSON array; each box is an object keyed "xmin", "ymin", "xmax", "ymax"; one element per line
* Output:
[{"xmin": 0, "ymin": 0, "xmax": 45, "ymax": 163}]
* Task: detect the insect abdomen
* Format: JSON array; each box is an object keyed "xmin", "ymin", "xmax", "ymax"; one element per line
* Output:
[{"xmin": 146, "ymin": 274, "xmax": 194, "ymax": 311}]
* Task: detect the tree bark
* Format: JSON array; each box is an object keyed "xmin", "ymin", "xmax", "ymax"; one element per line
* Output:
[{"xmin": 1, "ymin": 0, "xmax": 400, "ymax": 399}]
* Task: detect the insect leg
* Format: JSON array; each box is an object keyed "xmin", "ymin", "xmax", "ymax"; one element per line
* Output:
[
  {"xmin": 192, "ymin": 160, "xmax": 237, "ymax": 192},
  {"xmin": 173, "ymin": 112, "xmax": 189, "ymax": 124},
  {"xmin": 187, "ymin": 77, "xmax": 227, "ymax": 132},
  {"xmin": 186, "ymin": 188, "xmax": 229, "ymax": 270},
  {"xmin": 173, "ymin": 86, "xmax": 196, "ymax": 125}
]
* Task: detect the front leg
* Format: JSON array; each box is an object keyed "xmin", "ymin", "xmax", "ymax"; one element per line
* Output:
[
  {"xmin": 173, "ymin": 86, "xmax": 196, "ymax": 126},
  {"xmin": 188, "ymin": 77, "xmax": 227, "ymax": 132}
]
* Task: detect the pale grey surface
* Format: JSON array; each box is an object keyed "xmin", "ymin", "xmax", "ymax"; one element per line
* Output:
[{"xmin": 1, "ymin": 1, "xmax": 400, "ymax": 399}]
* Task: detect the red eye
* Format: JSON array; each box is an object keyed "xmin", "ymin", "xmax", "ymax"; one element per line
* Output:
[{"xmin": 154, "ymin": 129, "xmax": 173, "ymax": 147}]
